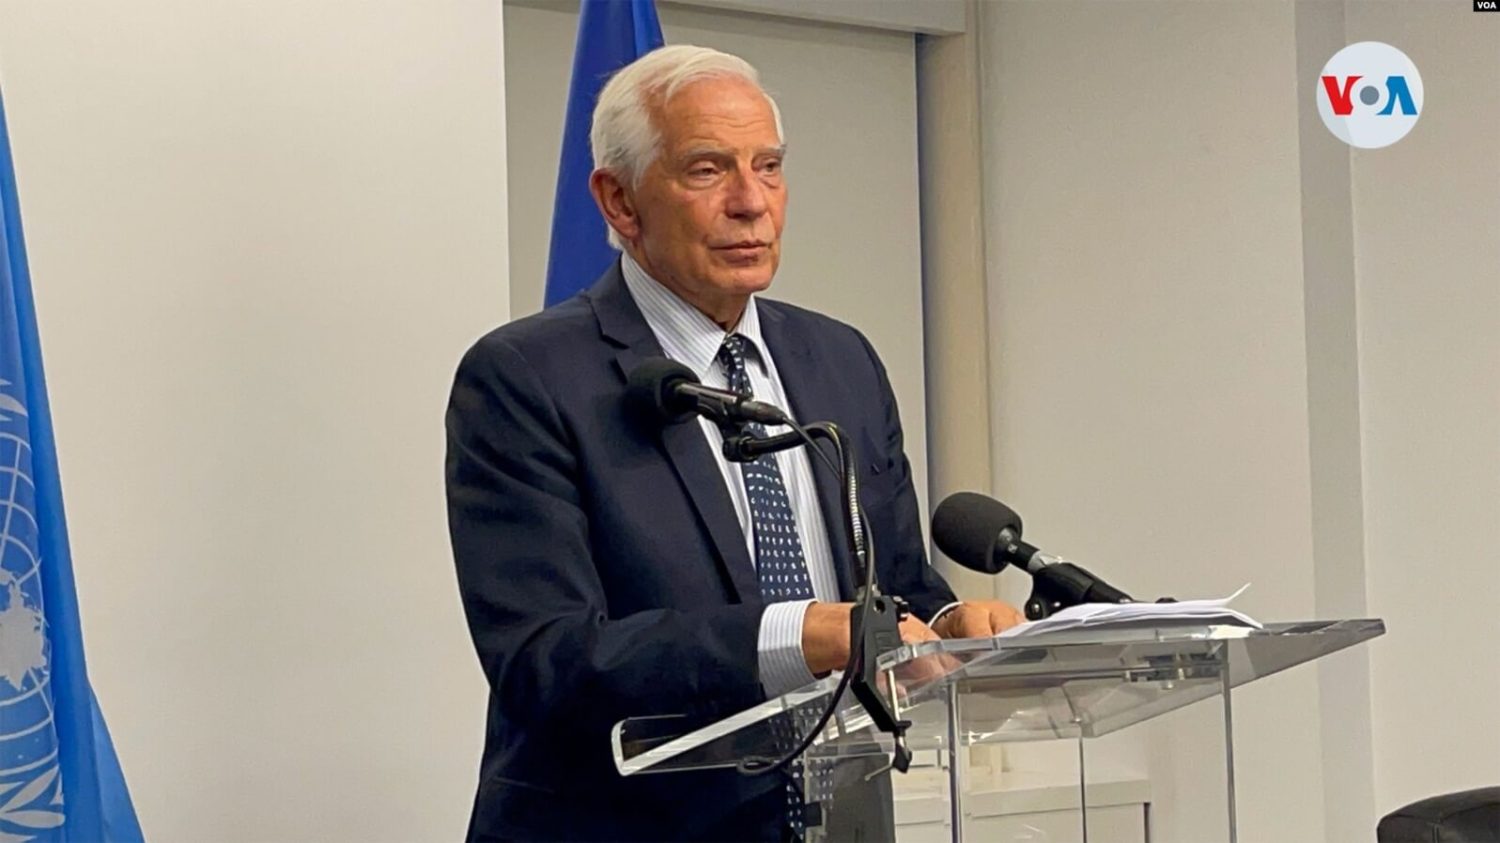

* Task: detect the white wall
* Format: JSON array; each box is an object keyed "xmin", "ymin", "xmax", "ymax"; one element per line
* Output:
[
  {"xmin": 503, "ymin": 0, "xmax": 933, "ymax": 519},
  {"xmin": 3, "ymin": 2, "xmax": 1489, "ymax": 841},
  {"xmin": 972, "ymin": 0, "xmax": 1500, "ymax": 840},
  {"xmin": 979, "ymin": 3, "xmax": 1323, "ymax": 840},
  {"xmin": 0, "ymin": 2, "xmax": 507, "ymax": 840},
  {"xmin": 1345, "ymin": 0, "xmax": 1500, "ymax": 817}
]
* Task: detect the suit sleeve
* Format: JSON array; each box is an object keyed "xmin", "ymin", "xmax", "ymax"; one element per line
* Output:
[
  {"xmin": 445, "ymin": 334, "xmax": 766, "ymax": 739},
  {"xmin": 853, "ymin": 330, "xmax": 959, "ymax": 621}
]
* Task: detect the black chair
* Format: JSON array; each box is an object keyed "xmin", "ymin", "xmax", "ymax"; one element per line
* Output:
[{"xmin": 1378, "ymin": 787, "xmax": 1500, "ymax": 842}]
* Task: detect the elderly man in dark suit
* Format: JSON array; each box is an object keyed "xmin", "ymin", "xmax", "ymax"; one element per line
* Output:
[{"xmin": 446, "ymin": 44, "xmax": 1022, "ymax": 842}]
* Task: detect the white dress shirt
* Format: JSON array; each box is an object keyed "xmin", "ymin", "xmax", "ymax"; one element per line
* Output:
[{"xmin": 620, "ymin": 254, "xmax": 836, "ymax": 697}]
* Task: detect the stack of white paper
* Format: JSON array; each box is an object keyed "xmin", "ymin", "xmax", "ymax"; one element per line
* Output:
[{"xmin": 997, "ymin": 584, "xmax": 1261, "ymax": 638}]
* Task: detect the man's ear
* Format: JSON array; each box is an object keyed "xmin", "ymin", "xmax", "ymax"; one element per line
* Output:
[{"xmin": 589, "ymin": 169, "xmax": 640, "ymax": 244}]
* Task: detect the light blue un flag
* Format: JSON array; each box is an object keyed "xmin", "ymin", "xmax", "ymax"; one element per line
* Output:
[
  {"xmin": 0, "ymin": 90, "xmax": 145, "ymax": 841},
  {"xmin": 543, "ymin": 0, "xmax": 664, "ymax": 306}
]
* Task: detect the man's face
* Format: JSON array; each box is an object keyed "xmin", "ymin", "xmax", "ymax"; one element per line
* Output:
[{"xmin": 628, "ymin": 77, "xmax": 787, "ymax": 317}]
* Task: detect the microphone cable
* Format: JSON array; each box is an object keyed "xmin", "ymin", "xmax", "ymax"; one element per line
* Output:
[{"xmin": 735, "ymin": 419, "xmax": 885, "ymax": 781}]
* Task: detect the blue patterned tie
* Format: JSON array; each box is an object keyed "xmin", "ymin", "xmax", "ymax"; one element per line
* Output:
[
  {"xmin": 717, "ymin": 334, "xmax": 816, "ymax": 602},
  {"xmin": 717, "ymin": 333, "xmax": 816, "ymax": 839}
]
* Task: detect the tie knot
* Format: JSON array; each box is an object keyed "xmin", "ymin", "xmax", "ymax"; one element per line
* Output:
[
  {"xmin": 717, "ymin": 334, "xmax": 754, "ymax": 396},
  {"xmin": 717, "ymin": 333, "xmax": 750, "ymax": 370}
]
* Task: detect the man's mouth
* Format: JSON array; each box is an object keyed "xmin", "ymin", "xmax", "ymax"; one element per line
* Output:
[{"xmin": 714, "ymin": 241, "xmax": 770, "ymax": 258}]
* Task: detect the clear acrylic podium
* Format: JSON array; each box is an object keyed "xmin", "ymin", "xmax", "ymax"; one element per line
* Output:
[{"xmin": 614, "ymin": 618, "xmax": 1384, "ymax": 842}]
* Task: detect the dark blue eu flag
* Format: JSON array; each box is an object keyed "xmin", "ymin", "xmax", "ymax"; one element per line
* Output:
[
  {"xmin": 0, "ymin": 89, "xmax": 145, "ymax": 841},
  {"xmin": 544, "ymin": 0, "xmax": 664, "ymax": 307}
]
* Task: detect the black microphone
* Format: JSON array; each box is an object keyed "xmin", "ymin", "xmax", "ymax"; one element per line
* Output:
[
  {"xmin": 626, "ymin": 357, "xmax": 791, "ymax": 427},
  {"xmin": 931, "ymin": 492, "xmax": 1133, "ymax": 604},
  {"xmin": 722, "ymin": 430, "xmax": 802, "ymax": 462}
]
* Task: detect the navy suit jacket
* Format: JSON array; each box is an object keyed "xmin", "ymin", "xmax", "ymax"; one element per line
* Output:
[{"xmin": 445, "ymin": 263, "xmax": 957, "ymax": 841}]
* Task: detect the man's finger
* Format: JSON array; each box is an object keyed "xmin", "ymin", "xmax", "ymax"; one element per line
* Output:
[
  {"xmin": 989, "ymin": 606, "xmax": 1026, "ymax": 633},
  {"xmin": 898, "ymin": 615, "xmax": 940, "ymax": 643},
  {"xmin": 952, "ymin": 609, "xmax": 995, "ymax": 639}
]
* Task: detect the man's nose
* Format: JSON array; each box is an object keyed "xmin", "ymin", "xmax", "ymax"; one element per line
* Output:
[{"xmin": 723, "ymin": 167, "xmax": 769, "ymax": 219}]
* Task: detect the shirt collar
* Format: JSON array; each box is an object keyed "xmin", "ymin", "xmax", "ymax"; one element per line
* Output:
[{"xmin": 619, "ymin": 252, "xmax": 768, "ymax": 380}]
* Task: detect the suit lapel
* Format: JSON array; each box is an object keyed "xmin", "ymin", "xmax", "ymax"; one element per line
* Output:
[
  {"xmin": 589, "ymin": 266, "xmax": 758, "ymax": 604},
  {"xmin": 759, "ymin": 303, "xmax": 858, "ymax": 600}
]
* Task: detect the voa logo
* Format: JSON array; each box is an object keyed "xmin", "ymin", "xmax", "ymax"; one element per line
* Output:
[{"xmin": 1318, "ymin": 41, "xmax": 1423, "ymax": 149}]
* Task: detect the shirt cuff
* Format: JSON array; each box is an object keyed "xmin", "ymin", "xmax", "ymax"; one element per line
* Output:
[
  {"xmin": 757, "ymin": 599, "xmax": 819, "ymax": 698},
  {"xmin": 928, "ymin": 601, "xmax": 963, "ymax": 629}
]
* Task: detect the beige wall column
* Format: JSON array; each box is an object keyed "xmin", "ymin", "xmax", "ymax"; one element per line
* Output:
[
  {"xmin": 1293, "ymin": 2, "xmax": 1378, "ymax": 839},
  {"xmin": 916, "ymin": 0, "xmax": 1001, "ymax": 601}
]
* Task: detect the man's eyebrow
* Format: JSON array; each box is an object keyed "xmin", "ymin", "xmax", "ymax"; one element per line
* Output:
[
  {"xmin": 674, "ymin": 144, "xmax": 787, "ymax": 161},
  {"xmin": 675, "ymin": 145, "xmax": 731, "ymax": 162}
]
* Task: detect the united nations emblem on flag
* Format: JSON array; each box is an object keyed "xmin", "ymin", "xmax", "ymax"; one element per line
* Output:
[
  {"xmin": 0, "ymin": 83, "xmax": 143, "ymax": 840},
  {"xmin": 0, "ymin": 380, "xmax": 67, "ymax": 839}
]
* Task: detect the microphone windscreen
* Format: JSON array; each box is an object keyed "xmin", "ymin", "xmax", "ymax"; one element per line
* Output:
[
  {"xmin": 626, "ymin": 357, "xmax": 699, "ymax": 425},
  {"xmin": 931, "ymin": 492, "xmax": 1024, "ymax": 575}
]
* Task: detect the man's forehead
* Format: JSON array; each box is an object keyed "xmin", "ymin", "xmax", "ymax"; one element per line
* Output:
[{"xmin": 658, "ymin": 124, "xmax": 781, "ymax": 161}]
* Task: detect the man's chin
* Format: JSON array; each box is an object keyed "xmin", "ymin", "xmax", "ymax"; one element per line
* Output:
[{"xmin": 709, "ymin": 263, "xmax": 777, "ymax": 295}]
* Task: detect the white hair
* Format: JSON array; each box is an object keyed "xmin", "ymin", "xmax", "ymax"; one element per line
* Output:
[{"xmin": 590, "ymin": 44, "xmax": 785, "ymax": 249}]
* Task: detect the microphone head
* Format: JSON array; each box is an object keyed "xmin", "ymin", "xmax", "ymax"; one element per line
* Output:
[
  {"xmin": 931, "ymin": 492, "xmax": 1024, "ymax": 575},
  {"xmin": 626, "ymin": 357, "xmax": 700, "ymax": 425}
]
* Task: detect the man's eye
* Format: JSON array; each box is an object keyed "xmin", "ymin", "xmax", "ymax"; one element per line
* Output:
[
  {"xmin": 689, "ymin": 166, "xmax": 718, "ymax": 177},
  {"xmin": 762, "ymin": 160, "xmax": 782, "ymax": 173}
]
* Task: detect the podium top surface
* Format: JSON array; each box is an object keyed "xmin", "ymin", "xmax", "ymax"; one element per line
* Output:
[{"xmin": 613, "ymin": 618, "xmax": 1384, "ymax": 777}]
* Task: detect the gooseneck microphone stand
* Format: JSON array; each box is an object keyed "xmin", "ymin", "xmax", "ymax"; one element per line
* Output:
[
  {"xmin": 1022, "ymin": 563, "xmax": 1135, "ymax": 620},
  {"xmin": 724, "ymin": 420, "xmax": 915, "ymax": 780}
]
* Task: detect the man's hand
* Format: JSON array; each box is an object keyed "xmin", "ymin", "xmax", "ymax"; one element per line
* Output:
[
  {"xmin": 802, "ymin": 602, "xmax": 945, "ymax": 675},
  {"xmin": 929, "ymin": 599, "xmax": 1026, "ymax": 640},
  {"xmin": 801, "ymin": 602, "xmax": 852, "ymax": 676}
]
